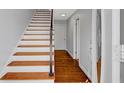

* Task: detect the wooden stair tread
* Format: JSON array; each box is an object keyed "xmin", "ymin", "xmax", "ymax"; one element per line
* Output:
[
  {"xmin": 26, "ymin": 30, "xmax": 50, "ymax": 32},
  {"xmin": 34, "ymin": 15, "xmax": 50, "ymax": 16},
  {"xmin": 35, "ymin": 11, "xmax": 50, "ymax": 12},
  {"xmin": 34, "ymin": 12, "xmax": 50, "ymax": 15},
  {"xmin": 31, "ymin": 19, "xmax": 50, "ymax": 21},
  {"xmin": 28, "ymin": 25, "xmax": 50, "ymax": 27},
  {"xmin": 18, "ymin": 45, "xmax": 54, "ymax": 47},
  {"xmin": 33, "ymin": 16, "xmax": 50, "ymax": 17},
  {"xmin": 21, "ymin": 39, "xmax": 52, "ymax": 41},
  {"xmin": 24, "ymin": 34, "xmax": 50, "ymax": 35},
  {"xmin": 13, "ymin": 52, "xmax": 54, "ymax": 56},
  {"xmin": 32, "ymin": 16, "xmax": 50, "ymax": 18},
  {"xmin": 34, "ymin": 13, "xmax": 50, "ymax": 14},
  {"xmin": 8, "ymin": 61, "xmax": 54, "ymax": 66},
  {"xmin": 30, "ymin": 22, "xmax": 50, "ymax": 24},
  {"xmin": 32, "ymin": 19, "xmax": 51, "ymax": 21},
  {"xmin": 1, "ymin": 72, "xmax": 54, "ymax": 80}
]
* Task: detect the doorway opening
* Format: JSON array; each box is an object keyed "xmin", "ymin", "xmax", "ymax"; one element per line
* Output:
[{"xmin": 73, "ymin": 17, "xmax": 80, "ymax": 62}]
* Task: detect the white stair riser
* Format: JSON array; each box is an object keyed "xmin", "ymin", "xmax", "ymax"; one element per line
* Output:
[
  {"xmin": 33, "ymin": 13, "xmax": 50, "ymax": 16},
  {"xmin": 34, "ymin": 11, "xmax": 50, "ymax": 13},
  {"xmin": 15, "ymin": 47, "xmax": 54, "ymax": 52},
  {"xmin": 6, "ymin": 66, "xmax": 54, "ymax": 72},
  {"xmin": 32, "ymin": 18, "xmax": 50, "ymax": 20},
  {"xmin": 34, "ymin": 12, "xmax": 50, "ymax": 14},
  {"xmin": 24, "ymin": 31, "xmax": 54, "ymax": 34},
  {"xmin": 35, "ymin": 11, "xmax": 50, "ymax": 12},
  {"xmin": 34, "ymin": 14, "xmax": 50, "ymax": 15},
  {"xmin": 10, "ymin": 56, "xmax": 54, "ymax": 61},
  {"xmin": 33, "ymin": 12, "xmax": 51, "ymax": 15},
  {"xmin": 27, "ymin": 27, "xmax": 50, "ymax": 29},
  {"xmin": 19, "ymin": 41, "xmax": 54, "ymax": 45},
  {"xmin": 32, "ymin": 16, "xmax": 51, "ymax": 18},
  {"xmin": 33, "ymin": 16, "xmax": 51, "ymax": 18},
  {"xmin": 31, "ymin": 21, "xmax": 50, "ymax": 24},
  {"xmin": 29, "ymin": 24, "xmax": 51, "ymax": 26},
  {"xmin": 35, "ymin": 10, "xmax": 50, "ymax": 11},
  {"xmin": 21, "ymin": 35, "xmax": 54, "ymax": 39},
  {"xmin": 36, "ymin": 10, "xmax": 49, "ymax": 11},
  {"xmin": 30, "ymin": 22, "xmax": 51, "ymax": 24}
]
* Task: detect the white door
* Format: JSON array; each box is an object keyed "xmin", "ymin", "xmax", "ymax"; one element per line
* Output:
[
  {"xmin": 54, "ymin": 21, "xmax": 66, "ymax": 50},
  {"xmin": 74, "ymin": 18, "xmax": 80, "ymax": 60}
]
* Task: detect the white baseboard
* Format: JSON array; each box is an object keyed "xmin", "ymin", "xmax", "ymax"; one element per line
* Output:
[
  {"xmin": 66, "ymin": 49, "xmax": 74, "ymax": 59},
  {"xmin": 66, "ymin": 49, "xmax": 92, "ymax": 81},
  {"xmin": 79, "ymin": 63, "xmax": 92, "ymax": 81},
  {"xmin": 0, "ymin": 68, "xmax": 7, "ymax": 78}
]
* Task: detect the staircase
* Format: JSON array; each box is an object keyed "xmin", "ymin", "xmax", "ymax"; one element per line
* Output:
[{"xmin": 0, "ymin": 9, "xmax": 55, "ymax": 83}]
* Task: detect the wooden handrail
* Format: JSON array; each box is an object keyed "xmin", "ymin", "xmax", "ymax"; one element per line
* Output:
[{"xmin": 49, "ymin": 9, "xmax": 54, "ymax": 76}]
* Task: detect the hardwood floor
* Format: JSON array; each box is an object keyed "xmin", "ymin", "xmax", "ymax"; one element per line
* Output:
[
  {"xmin": 97, "ymin": 59, "xmax": 101, "ymax": 83},
  {"xmin": 55, "ymin": 50, "xmax": 91, "ymax": 83}
]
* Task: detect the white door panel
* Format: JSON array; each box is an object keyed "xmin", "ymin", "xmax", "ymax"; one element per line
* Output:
[{"xmin": 54, "ymin": 21, "xmax": 66, "ymax": 50}]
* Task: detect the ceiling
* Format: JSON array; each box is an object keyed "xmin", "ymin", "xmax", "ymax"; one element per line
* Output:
[{"xmin": 54, "ymin": 9, "xmax": 77, "ymax": 20}]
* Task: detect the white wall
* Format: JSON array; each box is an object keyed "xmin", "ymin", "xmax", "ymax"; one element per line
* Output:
[
  {"xmin": 101, "ymin": 9, "xmax": 112, "ymax": 83},
  {"xmin": 0, "ymin": 9, "xmax": 33, "ymax": 73},
  {"xmin": 66, "ymin": 9, "xmax": 92, "ymax": 79},
  {"xmin": 54, "ymin": 20, "xmax": 67, "ymax": 50},
  {"xmin": 96, "ymin": 10, "xmax": 101, "ymax": 61}
]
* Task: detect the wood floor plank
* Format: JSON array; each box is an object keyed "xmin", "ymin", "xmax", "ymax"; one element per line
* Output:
[
  {"xmin": 0, "ymin": 72, "xmax": 54, "ymax": 80},
  {"xmin": 55, "ymin": 50, "xmax": 91, "ymax": 83},
  {"xmin": 97, "ymin": 59, "xmax": 101, "ymax": 83}
]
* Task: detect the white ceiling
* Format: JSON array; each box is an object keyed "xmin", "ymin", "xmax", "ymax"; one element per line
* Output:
[{"xmin": 54, "ymin": 9, "xmax": 77, "ymax": 20}]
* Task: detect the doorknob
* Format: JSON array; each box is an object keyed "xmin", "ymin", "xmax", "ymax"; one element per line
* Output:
[{"xmin": 90, "ymin": 47, "xmax": 92, "ymax": 50}]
